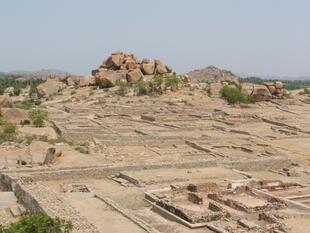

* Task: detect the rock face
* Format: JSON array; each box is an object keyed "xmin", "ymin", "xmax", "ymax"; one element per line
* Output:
[
  {"xmin": 187, "ymin": 66, "xmax": 239, "ymax": 85},
  {"xmin": 252, "ymin": 85, "xmax": 272, "ymax": 101},
  {"xmin": 241, "ymin": 83, "xmax": 254, "ymax": 96},
  {"xmin": 141, "ymin": 63, "xmax": 155, "ymax": 75},
  {"xmin": 92, "ymin": 51, "xmax": 173, "ymax": 87},
  {"xmin": 0, "ymin": 96, "xmax": 14, "ymax": 108}
]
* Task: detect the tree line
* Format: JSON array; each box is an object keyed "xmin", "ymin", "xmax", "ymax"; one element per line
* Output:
[
  {"xmin": 0, "ymin": 74, "xmax": 44, "ymax": 96},
  {"xmin": 240, "ymin": 77, "xmax": 310, "ymax": 90}
]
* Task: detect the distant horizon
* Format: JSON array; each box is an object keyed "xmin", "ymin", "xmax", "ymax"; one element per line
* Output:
[
  {"xmin": 1, "ymin": 66, "xmax": 310, "ymax": 80},
  {"xmin": 1, "ymin": 1, "xmax": 309, "ymax": 78}
]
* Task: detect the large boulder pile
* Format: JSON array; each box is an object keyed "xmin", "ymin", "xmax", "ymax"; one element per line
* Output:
[
  {"xmin": 92, "ymin": 52, "xmax": 173, "ymax": 88},
  {"xmin": 263, "ymin": 81, "xmax": 285, "ymax": 98},
  {"xmin": 241, "ymin": 81, "xmax": 286, "ymax": 101}
]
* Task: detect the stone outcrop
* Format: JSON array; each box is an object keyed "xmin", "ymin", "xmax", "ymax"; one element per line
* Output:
[
  {"xmin": 252, "ymin": 84, "xmax": 272, "ymax": 101},
  {"xmin": 241, "ymin": 81, "xmax": 286, "ymax": 102},
  {"xmin": 37, "ymin": 80, "xmax": 66, "ymax": 97},
  {"xmin": 92, "ymin": 51, "xmax": 173, "ymax": 87},
  {"xmin": 263, "ymin": 81, "xmax": 285, "ymax": 98},
  {"xmin": 64, "ymin": 75, "xmax": 96, "ymax": 88}
]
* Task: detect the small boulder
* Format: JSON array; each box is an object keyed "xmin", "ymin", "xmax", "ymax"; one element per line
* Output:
[
  {"xmin": 275, "ymin": 81, "xmax": 284, "ymax": 89},
  {"xmin": 125, "ymin": 59, "xmax": 137, "ymax": 71},
  {"xmin": 252, "ymin": 84, "xmax": 272, "ymax": 101},
  {"xmin": 127, "ymin": 68, "xmax": 144, "ymax": 83},
  {"xmin": 96, "ymin": 70, "xmax": 127, "ymax": 88},
  {"xmin": 141, "ymin": 58, "xmax": 150, "ymax": 64},
  {"xmin": 156, "ymin": 64, "xmax": 168, "ymax": 75},
  {"xmin": 154, "ymin": 59, "xmax": 163, "ymax": 67},
  {"xmin": 165, "ymin": 65, "xmax": 173, "ymax": 73},
  {"xmin": 267, "ymin": 85, "xmax": 276, "ymax": 95},
  {"xmin": 141, "ymin": 63, "xmax": 155, "ymax": 75},
  {"xmin": 66, "ymin": 76, "xmax": 82, "ymax": 86},
  {"xmin": 276, "ymin": 88, "xmax": 284, "ymax": 97},
  {"xmin": 105, "ymin": 53, "xmax": 125, "ymax": 68}
]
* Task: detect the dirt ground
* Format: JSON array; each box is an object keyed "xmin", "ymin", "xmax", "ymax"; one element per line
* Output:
[{"xmin": 1, "ymin": 86, "xmax": 310, "ymax": 232}]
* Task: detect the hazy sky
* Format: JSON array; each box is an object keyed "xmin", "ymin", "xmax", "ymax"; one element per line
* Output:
[{"xmin": 0, "ymin": 0, "xmax": 309, "ymax": 77}]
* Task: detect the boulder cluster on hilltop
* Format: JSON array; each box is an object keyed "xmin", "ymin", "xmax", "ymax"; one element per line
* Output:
[
  {"xmin": 35, "ymin": 52, "xmax": 174, "ymax": 97},
  {"xmin": 92, "ymin": 51, "xmax": 173, "ymax": 88},
  {"xmin": 31, "ymin": 55, "xmax": 289, "ymax": 102}
]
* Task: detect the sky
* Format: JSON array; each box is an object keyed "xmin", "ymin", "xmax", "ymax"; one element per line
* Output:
[{"xmin": 0, "ymin": 0, "xmax": 309, "ymax": 77}]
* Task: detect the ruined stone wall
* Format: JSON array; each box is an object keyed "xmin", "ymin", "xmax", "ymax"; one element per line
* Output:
[
  {"xmin": 224, "ymin": 157, "xmax": 291, "ymax": 171},
  {"xmin": 0, "ymin": 174, "xmax": 100, "ymax": 233},
  {"xmin": 4, "ymin": 160, "xmax": 217, "ymax": 182},
  {"xmin": 2, "ymin": 157, "xmax": 290, "ymax": 183}
]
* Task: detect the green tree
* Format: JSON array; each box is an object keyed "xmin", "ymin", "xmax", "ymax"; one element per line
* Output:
[
  {"xmin": 29, "ymin": 109, "xmax": 48, "ymax": 127},
  {"xmin": 221, "ymin": 86, "xmax": 254, "ymax": 104},
  {"xmin": 0, "ymin": 215, "xmax": 72, "ymax": 233}
]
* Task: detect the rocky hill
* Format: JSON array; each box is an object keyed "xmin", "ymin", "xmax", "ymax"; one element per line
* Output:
[{"xmin": 187, "ymin": 65, "xmax": 239, "ymax": 83}]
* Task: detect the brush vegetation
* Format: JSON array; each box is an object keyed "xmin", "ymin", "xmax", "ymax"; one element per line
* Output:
[
  {"xmin": 221, "ymin": 86, "xmax": 254, "ymax": 104},
  {"xmin": 0, "ymin": 215, "xmax": 72, "ymax": 233}
]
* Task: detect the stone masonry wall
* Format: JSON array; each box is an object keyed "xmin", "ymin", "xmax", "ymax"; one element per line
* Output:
[{"xmin": 0, "ymin": 174, "xmax": 100, "ymax": 233}]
